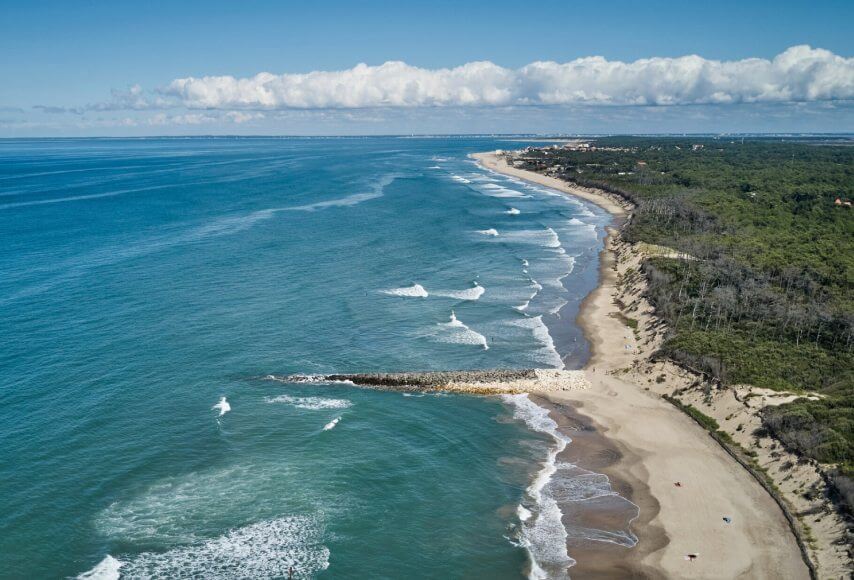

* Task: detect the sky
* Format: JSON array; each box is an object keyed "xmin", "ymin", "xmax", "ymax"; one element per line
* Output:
[{"xmin": 1, "ymin": 0, "xmax": 852, "ymax": 136}]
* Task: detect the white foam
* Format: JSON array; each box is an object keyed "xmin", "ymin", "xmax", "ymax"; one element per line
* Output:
[
  {"xmin": 437, "ymin": 310, "xmax": 489, "ymax": 350},
  {"xmin": 502, "ymin": 394, "xmax": 574, "ymax": 579},
  {"xmin": 434, "ymin": 282, "xmax": 485, "ymax": 301},
  {"xmin": 212, "ymin": 396, "xmax": 231, "ymax": 417},
  {"xmin": 265, "ymin": 395, "xmax": 352, "ymax": 410},
  {"xmin": 506, "ymin": 208, "xmax": 521, "ymax": 215},
  {"xmin": 322, "ymin": 417, "xmax": 341, "ymax": 431},
  {"xmin": 477, "ymin": 228, "xmax": 499, "ymax": 237},
  {"xmin": 92, "ymin": 517, "xmax": 329, "ymax": 578},
  {"xmin": 451, "ymin": 175, "xmax": 471, "ymax": 184},
  {"xmin": 511, "ymin": 316, "xmax": 563, "ymax": 369},
  {"xmin": 266, "ymin": 375, "xmax": 356, "ymax": 388},
  {"xmin": 77, "ymin": 556, "xmax": 124, "ymax": 580},
  {"xmin": 381, "ymin": 283, "xmax": 429, "ymax": 298}
]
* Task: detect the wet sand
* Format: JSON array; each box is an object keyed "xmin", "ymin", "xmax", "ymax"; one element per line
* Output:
[{"xmin": 536, "ymin": 396, "xmax": 666, "ymax": 579}]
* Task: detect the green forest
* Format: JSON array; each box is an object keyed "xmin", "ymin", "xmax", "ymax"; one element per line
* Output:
[{"xmin": 515, "ymin": 137, "xmax": 853, "ymax": 473}]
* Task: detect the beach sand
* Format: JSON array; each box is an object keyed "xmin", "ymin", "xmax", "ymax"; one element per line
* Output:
[{"xmin": 473, "ymin": 151, "xmax": 812, "ymax": 579}]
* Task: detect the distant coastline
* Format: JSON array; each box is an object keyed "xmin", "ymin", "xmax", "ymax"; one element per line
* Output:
[{"xmin": 473, "ymin": 150, "xmax": 814, "ymax": 579}]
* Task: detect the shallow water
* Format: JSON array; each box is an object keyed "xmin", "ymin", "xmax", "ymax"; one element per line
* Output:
[{"xmin": 0, "ymin": 137, "xmax": 611, "ymax": 578}]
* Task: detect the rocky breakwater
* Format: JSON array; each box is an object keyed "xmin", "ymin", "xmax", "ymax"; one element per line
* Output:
[{"xmin": 267, "ymin": 368, "xmax": 590, "ymax": 395}]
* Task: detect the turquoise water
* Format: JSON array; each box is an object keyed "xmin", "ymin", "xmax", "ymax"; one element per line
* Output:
[{"xmin": 0, "ymin": 137, "xmax": 610, "ymax": 578}]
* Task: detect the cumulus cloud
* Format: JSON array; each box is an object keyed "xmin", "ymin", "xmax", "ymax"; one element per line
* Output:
[{"xmin": 161, "ymin": 46, "xmax": 853, "ymax": 110}]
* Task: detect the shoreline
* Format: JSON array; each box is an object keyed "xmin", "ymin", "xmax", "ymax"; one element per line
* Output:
[{"xmin": 473, "ymin": 151, "xmax": 812, "ymax": 579}]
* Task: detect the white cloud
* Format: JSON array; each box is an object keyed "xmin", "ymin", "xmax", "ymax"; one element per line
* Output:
[
  {"xmin": 162, "ymin": 46, "xmax": 853, "ymax": 109},
  {"xmin": 147, "ymin": 112, "xmax": 217, "ymax": 126},
  {"xmin": 144, "ymin": 111, "xmax": 264, "ymax": 126}
]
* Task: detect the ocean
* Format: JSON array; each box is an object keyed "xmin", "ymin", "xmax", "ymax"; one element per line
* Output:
[{"xmin": 0, "ymin": 137, "xmax": 613, "ymax": 578}]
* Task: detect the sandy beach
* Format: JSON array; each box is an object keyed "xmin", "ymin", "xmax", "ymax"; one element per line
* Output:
[{"xmin": 473, "ymin": 151, "xmax": 812, "ymax": 579}]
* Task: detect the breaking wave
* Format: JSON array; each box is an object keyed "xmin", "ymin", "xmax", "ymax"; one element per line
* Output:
[
  {"xmin": 76, "ymin": 555, "xmax": 123, "ymax": 580},
  {"xmin": 434, "ymin": 282, "xmax": 485, "ymax": 301},
  {"xmin": 500, "ymin": 227, "xmax": 562, "ymax": 249},
  {"xmin": 502, "ymin": 394, "xmax": 573, "ymax": 579},
  {"xmin": 511, "ymin": 316, "xmax": 563, "ymax": 369},
  {"xmin": 436, "ymin": 310, "xmax": 489, "ymax": 350},
  {"xmin": 323, "ymin": 417, "xmax": 341, "ymax": 431},
  {"xmin": 381, "ymin": 283, "xmax": 429, "ymax": 298},
  {"xmin": 478, "ymin": 183, "xmax": 528, "ymax": 198},
  {"xmin": 265, "ymin": 395, "xmax": 352, "ymax": 410}
]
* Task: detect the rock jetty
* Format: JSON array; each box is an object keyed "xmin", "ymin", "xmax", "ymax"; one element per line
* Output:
[{"xmin": 266, "ymin": 368, "xmax": 589, "ymax": 395}]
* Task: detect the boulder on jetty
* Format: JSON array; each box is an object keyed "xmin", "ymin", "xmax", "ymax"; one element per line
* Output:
[{"xmin": 267, "ymin": 368, "xmax": 589, "ymax": 395}]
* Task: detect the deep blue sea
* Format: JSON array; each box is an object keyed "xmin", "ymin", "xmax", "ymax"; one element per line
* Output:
[{"xmin": 0, "ymin": 137, "xmax": 611, "ymax": 578}]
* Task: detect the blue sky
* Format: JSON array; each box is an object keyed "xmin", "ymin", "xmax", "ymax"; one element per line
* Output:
[{"xmin": 1, "ymin": 0, "xmax": 852, "ymax": 136}]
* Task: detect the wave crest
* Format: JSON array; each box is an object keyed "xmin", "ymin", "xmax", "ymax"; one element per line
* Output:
[{"xmin": 381, "ymin": 283, "xmax": 429, "ymax": 298}]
